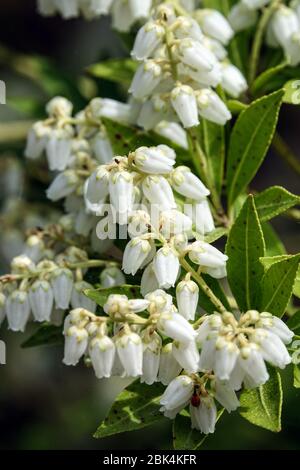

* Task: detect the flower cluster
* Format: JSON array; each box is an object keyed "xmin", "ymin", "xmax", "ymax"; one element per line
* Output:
[
  {"xmin": 37, "ymin": 0, "xmax": 194, "ymax": 31},
  {"xmin": 229, "ymin": 1, "xmax": 300, "ymax": 66},
  {"xmin": 130, "ymin": 3, "xmax": 248, "ymax": 130},
  {"xmin": 62, "ymin": 290, "xmax": 293, "ymax": 434}
]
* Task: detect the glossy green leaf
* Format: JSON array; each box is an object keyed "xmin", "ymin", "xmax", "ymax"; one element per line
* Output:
[
  {"xmin": 287, "ymin": 310, "xmax": 300, "ymax": 335},
  {"xmin": 261, "ymin": 222, "xmax": 286, "ymax": 256},
  {"xmin": 199, "ymin": 119, "xmax": 225, "ymax": 195},
  {"xmin": 85, "ymin": 284, "xmax": 141, "ymax": 307},
  {"xmin": 226, "ymin": 90, "xmax": 284, "ymax": 207},
  {"xmin": 226, "ymin": 195, "xmax": 265, "ymax": 311},
  {"xmin": 204, "ymin": 227, "xmax": 228, "ymax": 244},
  {"xmin": 260, "ymin": 255, "xmax": 300, "ymax": 301},
  {"xmin": 252, "ymin": 63, "xmax": 288, "ymax": 96},
  {"xmin": 260, "ymin": 254, "xmax": 300, "ymax": 317},
  {"xmin": 293, "ymin": 365, "xmax": 300, "ymax": 388},
  {"xmin": 87, "ymin": 58, "xmax": 137, "ymax": 86},
  {"xmin": 227, "ymin": 99, "xmax": 248, "ymax": 114},
  {"xmin": 94, "ymin": 381, "xmax": 165, "ymax": 438},
  {"xmin": 239, "ymin": 368, "xmax": 282, "ymax": 433},
  {"xmin": 254, "ymin": 186, "xmax": 300, "ymax": 222},
  {"xmin": 173, "ymin": 409, "xmax": 224, "ymax": 450},
  {"xmin": 21, "ymin": 324, "xmax": 63, "ymax": 348}
]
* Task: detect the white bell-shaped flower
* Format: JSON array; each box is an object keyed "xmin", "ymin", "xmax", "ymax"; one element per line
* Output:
[
  {"xmin": 221, "ymin": 63, "xmax": 248, "ymax": 98},
  {"xmin": 189, "ymin": 396, "xmax": 217, "ymax": 434},
  {"xmin": 46, "ymin": 128, "xmax": 73, "ymax": 171},
  {"xmin": 25, "ymin": 121, "xmax": 50, "ymax": 160},
  {"xmin": 85, "ymin": 166, "xmax": 110, "ymax": 204},
  {"xmin": 242, "ymin": 0, "xmax": 271, "ymax": 9},
  {"xmin": 6, "ymin": 290, "xmax": 31, "ymax": 332},
  {"xmin": 100, "ymin": 266, "xmax": 126, "ymax": 288},
  {"xmin": 51, "ymin": 268, "xmax": 73, "ymax": 309},
  {"xmin": 128, "ymin": 210, "xmax": 151, "ymax": 238},
  {"xmin": 90, "ymin": 97, "xmax": 131, "ymax": 124},
  {"xmin": 157, "ymin": 310, "xmax": 197, "ymax": 344},
  {"xmin": 109, "ymin": 170, "xmax": 134, "ymax": 222},
  {"xmin": 158, "ymin": 343, "xmax": 182, "ymax": 385},
  {"xmin": 270, "ymin": 5, "xmax": 300, "ymax": 50},
  {"xmin": 196, "ymin": 9, "xmax": 234, "ymax": 45},
  {"xmin": 213, "ymin": 380, "xmax": 240, "ymax": 412},
  {"xmin": 142, "ymin": 175, "xmax": 176, "ymax": 210},
  {"xmin": 154, "ymin": 121, "xmax": 188, "ymax": 149},
  {"xmin": 115, "ymin": 326, "xmax": 143, "ymax": 377},
  {"xmin": 228, "ymin": 3, "xmax": 258, "ymax": 32},
  {"xmin": 186, "ymin": 199, "xmax": 215, "ymax": 235},
  {"xmin": 63, "ymin": 325, "xmax": 88, "ymax": 366},
  {"xmin": 153, "ymin": 246, "xmax": 180, "ymax": 289},
  {"xmin": 172, "ymin": 340, "xmax": 200, "ymax": 373},
  {"xmin": 176, "ymin": 277, "xmax": 199, "ymax": 321},
  {"xmin": 88, "ymin": 0, "xmax": 114, "ymax": 15},
  {"xmin": 24, "ymin": 235, "xmax": 44, "ymax": 263},
  {"xmin": 55, "ymin": 0, "xmax": 78, "ymax": 18},
  {"xmin": 71, "ymin": 281, "xmax": 96, "ymax": 313},
  {"xmin": 174, "ymin": 16, "xmax": 203, "ymax": 41},
  {"xmin": 29, "ymin": 280, "xmax": 54, "ymax": 322},
  {"xmin": 160, "ymin": 375, "xmax": 194, "ymax": 410},
  {"xmin": 259, "ymin": 312, "xmax": 294, "ymax": 344},
  {"xmin": 251, "ymin": 329, "xmax": 291, "ymax": 369},
  {"xmin": 133, "ymin": 145, "xmax": 176, "ymax": 174},
  {"xmin": 46, "ymin": 96, "xmax": 73, "ymax": 117},
  {"xmin": 214, "ymin": 336, "xmax": 240, "ymax": 380},
  {"xmin": 128, "ymin": 0, "xmax": 151, "ymax": 20},
  {"xmin": 234, "ymin": 343, "xmax": 269, "ymax": 389},
  {"xmin": 141, "ymin": 331, "xmax": 162, "ymax": 385},
  {"xmin": 170, "ymin": 84, "xmax": 199, "ymax": 128},
  {"xmin": 37, "ymin": 0, "xmax": 56, "ymax": 16},
  {"xmin": 141, "ymin": 263, "xmax": 160, "ymax": 296},
  {"xmin": 46, "ymin": 170, "xmax": 78, "ymax": 202},
  {"xmin": 176, "ymin": 38, "xmax": 217, "ymax": 72},
  {"xmin": 131, "ymin": 21, "xmax": 165, "ymax": 60},
  {"xmin": 129, "ymin": 61, "xmax": 162, "ymax": 99},
  {"xmin": 196, "ymin": 88, "xmax": 231, "ymax": 125},
  {"xmin": 171, "ymin": 166, "xmax": 210, "ymax": 200},
  {"xmin": 122, "ymin": 237, "xmax": 155, "ymax": 276},
  {"xmin": 159, "ymin": 209, "xmax": 193, "ymax": 238},
  {"xmin": 91, "ymin": 132, "xmax": 114, "ymax": 164},
  {"xmin": 188, "ymin": 240, "xmax": 228, "ymax": 279},
  {"xmin": 89, "ymin": 334, "xmax": 116, "ymax": 379}
]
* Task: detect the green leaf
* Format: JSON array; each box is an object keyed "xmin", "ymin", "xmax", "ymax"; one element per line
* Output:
[
  {"xmin": 199, "ymin": 119, "xmax": 225, "ymax": 195},
  {"xmin": 204, "ymin": 227, "xmax": 228, "ymax": 244},
  {"xmin": 261, "ymin": 222, "xmax": 286, "ymax": 256},
  {"xmin": 239, "ymin": 367, "xmax": 282, "ymax": 433},
  {"xmin": 226, "ymin": 90, "xmax": 284, "ymax": 207},
  {"xmin": 227, "ymin": 99, "xmax": 248, "ymax": 114},
  {"xmin": 85, "ymin": 284, "xmax": 141, "ymax": 307},
  {"xmin": 87, "ymin": 58, "xmax": 137, "ymax": 86},
  {"xmin": 283, "ymin": 79, "xmax": 300, "ymax": 104},
  {"xmin": 226, "ymin": 195, "xmax": 265, "ymax": 311},
  {"xmin": 251, "ymin": 63, "xmax": 288, "ymax": 96},
  {"xmin": 94, "ymin": 381, "xmax": 165, "ymax": 438},
  {"xmin": 260, "ymin": 253, "xmax": 300, "ymax": 317},
  {"xmin": 254, "ymin": 186, "xmax": 300, "ymax": 222},
  {"xmin": 293, "ymin": 365, "xmax": 300, "ymax": 388},
  {"xmin": 260, "ymin": 255, "xmax": 300, "ymax": 301},
  {"xmin": 287, "ymin": 310, "xmax": 300, "ymax": 335},
  {"xmin": 172, "ymin": 409, "xmax": 224, "ymax": 450},
  {"xmin": 21, "ymin": 324, "xmax": 63, "ymax": 348},
  {"xmin": 201, "ymin": 274, "xmax": 231, "ymax": 314}
]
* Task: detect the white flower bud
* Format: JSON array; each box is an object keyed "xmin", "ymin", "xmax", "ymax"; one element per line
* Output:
[
  {"xmin": 153, "ymin": 246, "xmax": 180, "ymax": 289},
  {"xmin": 159, "ymin": 209, "xmax": 193, "ymax": 238},
  {"xmin": 190, "ymin": 396, "xmax": 217, "ymax": 434},
  {"xmin": 88, "ymin": 0, "xmax": 113, "ymax": 15},
  {"xmin": 128, "ymin": 210, "xmax": 151, "ymax": 238},
  {"xmin": 158, "ymin": 343, "xmax": 182, "ymax": 385},
  {"xmin": 122, "ymin": 237, "xmax": 155, "ymax": 276},
  {"xmin": 46, "ymin": 128, "xmax": 73, "ymax": 171},
  {"xmin": 25, "ymin": 122, "xmax": 50, "ymax": 160},
  {"xmin": 185, "ymin": 199, "xmax": 215, "ymax": 235},
  {"xmin": 24, "ymin": 235, "xmax": 44, "ymax": 263},
  {"xmin": 89, "ymin": 334, "xmax": 116, "ymax": 378},
  {"xmin": 170, "ymin": 84, "xmax": 199, "ymax": 128},
  {"xmin": 100, "ymin": 267, "xmax": 126, "ymax": 288},
  {"xmin": 90, "ymin": 97, "xmax": 131, "ymax": 124},
  {"xmin": 142, "ymin": 175, "xmax": 176, "ymax": 210},
  {"xmin": 37, "ymin": 0, "xmax": 56, "ymax": 16},
  {"xmin": 29, "ymin": 280, "xmax": 54, "ymax": 322},
  {"xmin": 131, "ymin": 21, "xmax": 165, "ymax": 61},
  {"xmin": 160, "ymin": 375, "xmax": 194, "ymax": 410},
  {"xmin": 176, "ymin": 38, "xmax": 217, "ymax": 72},
  {"xmin": 154, "ymin": 121, "xmax": 188, "ymax": 149},
  {"xmin": 242, "ymin": 0, "xmax": 271, "ymax": 10},
  {"xmin": 221, "ymin": 63, "xmax": 248, "ymax": 98},
  {"xmin": 228, "ymin": 3, "xmax": 258, "ymax": 32},
  {"xmin": 213, "ymin": 380, "xmax": 240, "ymax": 412},
  {"xmin": 174, "ymin": 16, "xmax": 203, "ymax": 41},
  {"xmin": 128, "ymin": 0, "xmax": 151, "ymax": 20},
  {"xmin": 46, "ymin": 170, "xmax": 78, "ymax": 201},
  {"xmin": 11, "ymin": 255, "xmax": 35, "ymax": 274},
  {"xmin": 129, "ymin": 61, "xmax": 162, "ymax": 99},
  {"xmin": 171, "ymin": 166, "xmax": 210, "ymax": 200},
  {"xmin": 51, "ymin": 268, "xmax": 73, "ymax": 309},
  {"xmin": 115, "ymin": 328, "xmax": 143, "ymax": 377},
  {"xmin": 188, "ymin": 241, "xmax": 228, "ymax": 279},
  {"xmin": 109, "ymin": 170, "xmax": 134, "ymax": 223},
  {"xmin": 140, "ymin": 263, "xmax": 160, "ymax": 297},
  {"xmin": 196, "ymin": 88, "xmax": 231, "ymax": 125},
  {"xmin": 63, "ymin": 325, "xmax": 88, "ymax": 366},
  {"xmin": 251, "ymin": 329, "xmax": 291, "ymax": 369},
  {"xmin": 85, "ymin": 166, "xmax": 110, "ymax": 204},
  {"xmin": 91, "ymin": 132, "xmax": 114, "ymax": 164},
  {"xmin": 133, "ymin": 145, "xmax": 176, "ymax": 174},
  {"xmin": 46, "ymin": 96, "xmax": 73, "ymax": 118},
  {"xmin": 137, "ymin": 96, "xmax": 170, "ymax": 130},
  {"xmin": 236, "ymin": 343, "xmax": 269, "ymax": 389},
  {"xmin": 141, "ymin": 331, "xmax": 162, "ymax": 385},
  {"xmin": 259, "ymin": 312, "xmax": 294, "ymax": 344},
  {"xmin": 157, "ymin": 310, "xmax": 197, "ymax": 344},
  {"xmin": 55, "ymin": 0, "xmax": 79, "ymax": 18},
  {"xmin": 172, "ymin": 340, "xmax": 200, "ymax": 373},
  {"xmin": 270, "ymin": 6, "xmax": 300, "ymax": 50},
  {"xmin": 71, "ymin": 281, "xmax": 96, "ymax": 313},
  {"xmin": 6, "ymin": 290, "xmax": 31, "ymax": 332},
  {"xmin": 176, "ymin": 278, "xmax": 199, "ymax": 321},
  {"xmin": 111, "ymin": 0, "xmax": 134, "ymax": 32},
  {"xmin": 196, "ymin": 9, "xmax": 234, "ymax": 45}
]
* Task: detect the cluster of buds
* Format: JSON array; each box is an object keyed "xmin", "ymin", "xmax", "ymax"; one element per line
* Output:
[
  {"xmin": 130, "ymin": 3, "xmax": 247, "ymax": 131},
  {"xmin": 229, "ymin": 1, "xmax": 300, "ymax": 67},
  {"xmin": 0, "ymin": 243, "xmax": 125, "ymax": 332},
  {"xmin": 85, "ymin": 144, "xmax": 228, "ymax": 293}
]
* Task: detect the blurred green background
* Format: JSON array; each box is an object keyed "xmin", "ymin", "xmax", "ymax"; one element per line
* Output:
[{"xmin": 0, "ymin": 0, "xmax": 299, "ymax": 450}]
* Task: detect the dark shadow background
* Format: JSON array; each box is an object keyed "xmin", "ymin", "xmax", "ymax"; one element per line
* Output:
[{"xmin": 0, "ymin": 0, "xmax": 299, "ymax": 450}]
